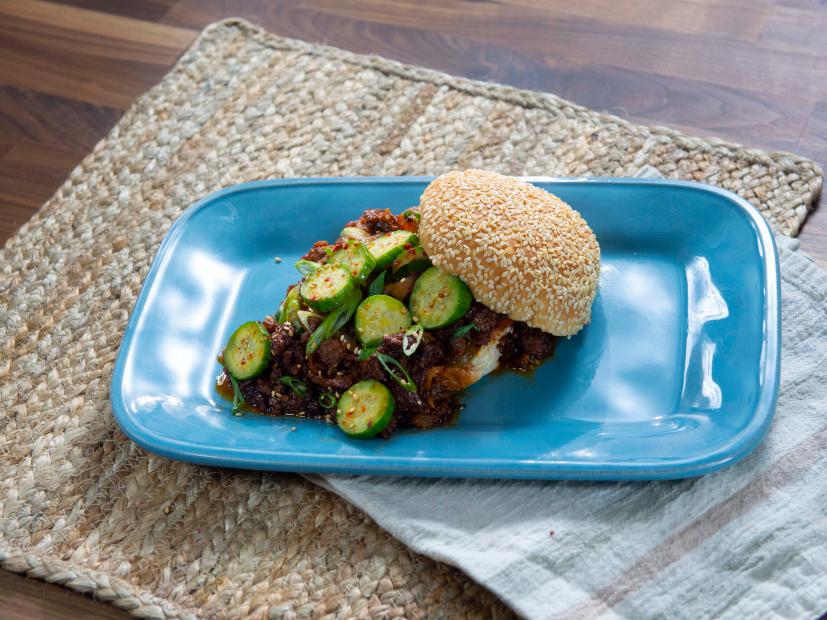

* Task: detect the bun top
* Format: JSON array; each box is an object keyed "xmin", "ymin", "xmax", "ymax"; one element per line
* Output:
[{"xmin": 418, "ymin": 169, "xmax": 600, "ymax": 336}]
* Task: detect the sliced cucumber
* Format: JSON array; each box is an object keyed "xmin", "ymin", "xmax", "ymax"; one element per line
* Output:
[
  {"xmin": 365, "ymin": 230, "xmax": 418, "ymax": 269},
  {"xmin": 329, "ymin": 240, "xmax": 376, "ymax": 283},
  {"xmin": 340, "ymin": 226, "xmax": 371, "ymax": 241},
  {"xmin": 392, "ymin": 245, "xmax": 432, "ymax": 277},
  {"xmin": 300, "ymin": 263, "xmax": 355, "ymax": 313},
  {"xmin": 223, "ymin": 321, "xmax": 271, "ymax": 380},
  {"xmin": 354, "ymin": 294, "xmax": 412, "ymax": 346},
  {"xmin": 336, "ymin": 379, "xmax": 395, "ymax": 438},
  {"xmin": 409, "ymin": 266, "xmax": 473, "ymax": 329},
  {"xmin": 306, "ymin": 289, "xmax": 362, "ymax": 356},
  {"xmin": 294, "ymin": 259, "xmax": 320, "ymax": 276},
  {"xmin": 278, "ymin": 285, "xmax": 302, "ymax": 326}
]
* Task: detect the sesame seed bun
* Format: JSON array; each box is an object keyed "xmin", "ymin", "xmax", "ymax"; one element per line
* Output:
[{"xmin": 418, "ymin": 170, "xmax": 600, "ymax": 336}]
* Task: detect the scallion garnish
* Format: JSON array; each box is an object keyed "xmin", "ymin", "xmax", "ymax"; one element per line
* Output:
[
  {"xmin": 229, "ymin": 375, "xmax": 244, "ymax": 415},
  {"xmin": 375, "ymin": 352, "xmax": 417, "ymax": 392},
  {"xmin": 297, "ymin": 309, "xmax": 323, "ymax": 333},
  {"xmin": 402, "ymin": 208, "xmax": 421, "ymax": 222},
  {"xmin": 295, "ymin": 259, "xmax": 320, "ymax": 276},
  {"xmin": 451, "ymin": 323, "xmax": 478, "ymax": 341},
  {"xmin": 367, "ymin": 270, "xmax": 387, "ymax": 296},
  {"xmin": 280, "ymin": 376, "xmax": 308, "ymax": 397},
  {"xmin": 306, "ymin": 289, "xmax": 363, "ymax": 356},
  {"xmin": 402, "ymin": 323, "xmax": 424, "ymax": 356},
  {"xmin": 357, "ymin": 345, "xmax": 378, "ymax": 361},
  {"xmin": 318, "ymin": 391, "xmax": 338, "ymax": 409}
]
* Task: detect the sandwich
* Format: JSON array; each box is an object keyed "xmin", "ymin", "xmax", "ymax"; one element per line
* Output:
[{"xmin": 218, "ymin": 169, "xmax": 601, "ymax": 438}]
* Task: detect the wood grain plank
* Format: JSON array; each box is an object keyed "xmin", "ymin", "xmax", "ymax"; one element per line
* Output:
[
  {"xmin": 2, "ymin": 141, "xmax": 85, "ymax": 170},
  {"xmin": 53, "ymin": 0, "xmax": 178, "ymax": 22},
  {"xmin": 0, "ymin": 0, "xmax": 194, "ymax": 53},
  {"xmin": 0, "ymin": 85, "xmax": 120, "ymax": 151},
  {"xmin": 0, "ymin": 34, "xmax": 160, "ymax": 109},
  {"xmin": 315, "ymin": 2, "xmax": 827, "ymax": 101},
  {"xmin": 797, "ymin": 102, "xmax": 827, "ymax": 163},
  {"xmin": 0, "ymin": 570, "xmax": 129, "ymax": 620},
  {"xmin": 0, "ymin": 195, "xmax": 49, "ymax": 233},
  {"xmin": 167, "ymin": 0, "xmax": 772, "ymax": 41},
  {"xmin": 797, "ymin": 210, "xmax": 827, "ymax": 269},
  {"xmin": 759, "ymin": 6, "xmax": 827, "ymax": 54},
  {"xmin": 164, "ymin": 2, "xmax": 813, "ymax": 152},
  {"xmin": 774, "ymin": 0, "xmax": 827, "ymax": 8},
  {"xmin": 165, "ymin": 0, "xmax": 827, "ymax": 102},
  {"xmin": 0, "ymin": 143, "xmax": 85, "ymax": 225},
  {"xmin": 376, "ymin": 0, "xmax": 773, "ymax": 41},
  {"xmin": 0, "ymin": 0, "xmax": 195, "ymax": 108},
  {"xmin": 532, "ymin": 62, "xmax": 813, "ymax": 153}
]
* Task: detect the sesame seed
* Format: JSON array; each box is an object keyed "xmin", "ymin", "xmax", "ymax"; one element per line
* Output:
[{"xmin": 418, "ymin": 169, "xmax": 599, "ymax": 336}]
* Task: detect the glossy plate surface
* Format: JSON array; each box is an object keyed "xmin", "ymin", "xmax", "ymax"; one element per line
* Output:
[{"xmin": 111, "ymin": 177, "xmax": 780, "ymax": 480}]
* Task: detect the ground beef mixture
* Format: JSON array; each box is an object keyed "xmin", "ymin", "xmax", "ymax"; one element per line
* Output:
[{"xmin": 222, "ymin": 207, "xmax": 556, "ymax": 437}]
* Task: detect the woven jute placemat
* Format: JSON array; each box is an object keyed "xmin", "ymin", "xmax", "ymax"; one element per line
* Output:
[{"xmin": 0, "ymin": 18, "xmax": 822, "ymax": 620}]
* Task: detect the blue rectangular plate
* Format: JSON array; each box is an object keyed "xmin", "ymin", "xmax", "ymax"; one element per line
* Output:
[{"xmin": 111, "ymin": 177, "xmax": 780, "ymax": 480}]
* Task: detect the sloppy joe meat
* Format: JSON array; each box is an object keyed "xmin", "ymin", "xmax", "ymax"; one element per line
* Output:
[{"xmin": 226, "ymin": 208, "xmax": 556, "ymax": 436}]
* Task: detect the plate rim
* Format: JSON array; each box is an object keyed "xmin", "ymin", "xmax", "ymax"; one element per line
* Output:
[{"xmin": 110, "ymin": 176, "xmax": 781, "ymax": 480}]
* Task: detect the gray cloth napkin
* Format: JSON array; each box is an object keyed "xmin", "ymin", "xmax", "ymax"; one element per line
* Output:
[{"xmin": 310, "ymin": 235, "xmax": 827, "ymax": 619}]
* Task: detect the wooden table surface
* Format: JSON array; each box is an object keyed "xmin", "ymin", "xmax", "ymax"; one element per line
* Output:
[{"xmin": 1, "ymin": 1, "xmax": 825, "ymax": 617}]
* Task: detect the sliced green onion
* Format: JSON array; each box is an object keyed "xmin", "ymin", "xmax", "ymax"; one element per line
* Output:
[
  {"xmin": 357, "ymin": 345, "xmax": 378, "ymax": 362},
  {"xmin": 375, "ymin": 352, "xmax": 417, "ymax": 392},
  {"xmin": 319, "ymin": 391, "xmax": 338, "ymax": 409},
  {"xmin": 368, "ymin": 270, "xmax": 387, "ymax": 296},
  {"xmin": 280, "ymin": 376, "xmax": 308, "ymax": 397},
  {"xmin": 306, "ymin": 289, "xmax": 363, "ymax": 356},
  {"xmin": 297, "ymin": 309, "xmax": 323, "ymax": 333},
  {"xmin": 451, "ymin": 323, "xmax": 478, "ymax": 341},
  {"xmin": 402, "ymin": 323, "xmax": 424, "ymax": 356},
  {"xmin": 323, "ymin": 246, "xmax": 335, "ymax": 257},
  {"xmin": 402, "ymin": 208, "xmax": 421, "ymax": 222},
  {"xmin": 230, "ymin": 375, "xmax": 245, "ymax": 415},
  {"xmin": 295, "ymin": 259, "xmax": 320, "ymax": 276},
  {"xmin": 278, "ymin": 288, "xmax": 302, "ymax": 325}
]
